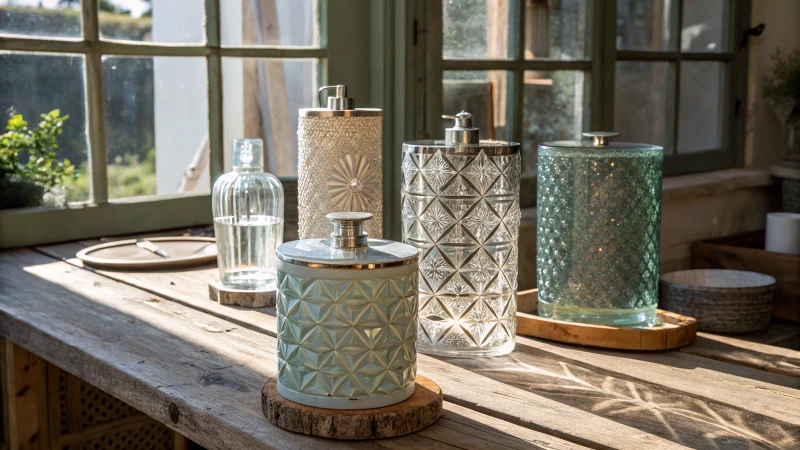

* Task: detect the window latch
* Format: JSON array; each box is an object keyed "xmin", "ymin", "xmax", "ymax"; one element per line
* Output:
[{"xmin": 740, "ymin": 23, "xmax": 765, "ymax": 47}]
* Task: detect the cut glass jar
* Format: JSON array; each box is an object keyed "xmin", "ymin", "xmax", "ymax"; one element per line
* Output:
[
  {"xmin": 401, "ymin": 112, "xmax": 521, "ymax": 357},
  {"xmin": 212, "ymin": 138, "xmax": 284, "ymax": 290},
  {"xmin": 537, "ymin": 132, "xmax": 663, "ymax": 326},
  {"xmin": 275, "ymin": 212, "xmax": 419, "ymax": 409}
]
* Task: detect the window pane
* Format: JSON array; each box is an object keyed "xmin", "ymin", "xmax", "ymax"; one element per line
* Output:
[
  {"xmin": 221, "ymin": 0, "xmax": 318, "ymax": 46},
  {"xmin": 0, "ymin": 1, "xmax": 81, "ymax": 38},
  {"xmin": 617, "ymin": 0, "xmax": 677, "ymax": 51},
  {"xmin": 443, "ymin": 70, "xmax": 514, "ymax": 141},
  {"xmin": 99, "ymin": 0, "xmax": 203, "ymax": 43},
  {"xmin": 615, "ymin": 61, "xmax": 672, "ymax": 149},
  {"xmin": 443, "ymin": 0, "xmax": 513, "ymax": 59},
  {"xmin": 222, "ymin": 58, "xmax": 316, "ymax": 177},
  {"xmin": 525, "ymin": 0, "xmax": 589, "ymax": 60},
  {"xmin": 0, "ymin": 52, "xmax": 88, "ymax": 208},
  {"xmin": 681, "ymin": 0, "xmax": 726, "ymax": 52},
  {"xmin": 522, "ymin": 70, "xmax": 590, "ymax": 174},
  {"xmin": 678, "ymin": 62, "xmax": 724, "ymax": 153},
  {"xmin": 103, "ymin": 56, "xmax": 209, "ymax": 199}
]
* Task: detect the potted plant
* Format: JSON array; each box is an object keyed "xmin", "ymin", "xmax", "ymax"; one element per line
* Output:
[
  {"xmin": 0, "ymin": 109, "xmax": 77, "ymax": 209},
  {"xmin": 764, "ymin": 48, "xmax": 800, "ymax": 212}
]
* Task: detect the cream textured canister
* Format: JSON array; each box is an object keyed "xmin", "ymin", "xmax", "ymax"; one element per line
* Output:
[{"xmin": 297, "ymin": 85, "xmax": 383, "ymax": 239}]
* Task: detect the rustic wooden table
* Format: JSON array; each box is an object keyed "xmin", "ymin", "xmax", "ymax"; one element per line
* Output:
[{"xmin": 1, "ymin": 231, "xmax": 799, "ymax": 449}]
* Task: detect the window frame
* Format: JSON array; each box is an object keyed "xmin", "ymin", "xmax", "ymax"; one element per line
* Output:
[
  {"xmin": 417, "ymin": 0, "xmax": 751, "ymax": 206},
  {"xmin": 0, "ymin": 0, "xmax": 368, "ymax": 248}
]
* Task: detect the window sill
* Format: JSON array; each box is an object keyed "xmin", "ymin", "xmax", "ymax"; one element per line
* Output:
[
  {"xmin": 661, "ymin": 168, "xmax": 775, "ymax": 203},
  {"xmin": 521, "ymin": 168, "xmax": 775, "ymax": 221}
]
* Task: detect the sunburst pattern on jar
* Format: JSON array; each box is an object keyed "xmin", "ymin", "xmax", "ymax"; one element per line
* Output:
[{"xmin": 328, "ymin": 152, "xmax": 380, "ymax": 212}]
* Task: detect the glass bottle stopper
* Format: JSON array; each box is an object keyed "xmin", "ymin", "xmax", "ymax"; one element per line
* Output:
[
  {"xmin": 582, "ymin": 131, "xmax": 620, "ymax": 146},
  {"xmin": 318, "ymin": 84, "xmax": 355, "ymax": 110},
  {"xmin": 327, "ymin": 212, "xmax": 372, "ymax": 249},
  {"xmin": 442, "ymin": 111, "xmax": 479, "ymax": 146},
  {"xmin": 232, "ymin": 138, "xmax": 264, "ymax": 169}
]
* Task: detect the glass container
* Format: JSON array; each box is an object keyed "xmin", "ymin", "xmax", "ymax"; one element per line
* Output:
[
  {"xmin": 297, "ymin": 84, "xmax": 383, "ymax": 239},
  {"xmin": 212, "ymin": 138, "xmax": 284, "ymax": 290},
  {"xmin": 275, "ymin": 212, "xmax": 419, "ymax": 409},
  {"xmin": 537, "ymin": 132, "xmax": 663, "ymax": 326},
  {"xmin": 401, "ymin": 111, "xmax": 521, "ymax": 357}
]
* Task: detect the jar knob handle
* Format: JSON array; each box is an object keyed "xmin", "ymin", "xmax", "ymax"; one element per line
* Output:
[
  {"xmin": 326, "ymin": 212, "xmax": 372, "ymax": 249},
  {"xmin": 319, "ymin": 85, "xmax": 355, "ymax": 110},
  {"xmin": 582, "ymin": 131, "xmax": 620, "ymax": 146},
  {"xmin": 442, "ymin": 111, "xmax": 479, "ymax": 146}
]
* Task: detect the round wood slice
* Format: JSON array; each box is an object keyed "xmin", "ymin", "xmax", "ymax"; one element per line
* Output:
[
  {"xmin": 261, "ymin": 376, "xmax": 442, "ymax": 440},
  {"xmin": 517, "ymin": 309, "xmax": 697, "ymax": 350},
  {"xmin": 208, "ymin": 280, "xmax": 275, "ymax": 308}
]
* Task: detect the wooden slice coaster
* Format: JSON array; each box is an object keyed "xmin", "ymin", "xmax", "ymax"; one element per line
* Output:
[
  {"xmin": 261, "ymin": 376, "xmax": 443, "ymax": 440},
  {"xmin": 208, "ymin": 280, "xmax": 276, "ymax": 308},
  {"xmin": 517, "ymin": 309, "xmax": 698, "ymax": 350}
]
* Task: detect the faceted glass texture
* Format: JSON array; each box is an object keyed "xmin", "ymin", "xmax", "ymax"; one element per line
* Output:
[
  {"xmin": 401, "ymin": 147, "xmax": 521, "ymax": 357},
  {"xmin": 276, "ymin": 271, "xmax": 418, "ymax": 400},
  {"xmin": 536, "ymin": 145, "xmax": 663, "ymax": 326}
]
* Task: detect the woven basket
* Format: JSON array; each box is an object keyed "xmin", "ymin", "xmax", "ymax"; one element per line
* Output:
[{"xmin": 659, "ymin": 269, "xmax": 775, "ymax": 333}]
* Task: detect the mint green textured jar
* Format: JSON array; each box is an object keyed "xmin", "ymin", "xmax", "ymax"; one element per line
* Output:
[
  {"xmin": 537, "ymin": 132, "xmax": 663, "ymax": 326},
  {"xmin": 276, "ymin": 212, "xmax": 419, "ymax": 410}
]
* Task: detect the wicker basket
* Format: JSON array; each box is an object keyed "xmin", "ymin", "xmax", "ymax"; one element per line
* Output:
[{"xmin": 659, "ymin": 269, "xmax": 775, "ymax": 333}]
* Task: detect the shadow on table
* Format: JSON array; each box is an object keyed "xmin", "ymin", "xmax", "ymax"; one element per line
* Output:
[{"xmin": 427, "ymin": 338, "xmax": 800, "ymax": 450}]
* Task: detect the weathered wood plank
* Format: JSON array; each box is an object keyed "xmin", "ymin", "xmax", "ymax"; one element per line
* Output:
[
  {"xmin": 0, "ymin": 250, "xmax": 589, "ymax": 450},
  {"xmin": 34, "ymin": 243, "xmax": 800, "ymax": 449},
  {"xmin": 682, "ymin": 332, "xmax": 800, "ymax": 378}
]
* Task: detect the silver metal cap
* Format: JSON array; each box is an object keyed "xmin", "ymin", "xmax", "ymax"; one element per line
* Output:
[
  {"xmin": 299, "ymin": 84, "xmax": 382, "ymax": 117},
  {"xmin": 443, "ymin": 111, "xmax": 479, "ymax": 146},
  {"xmin": 539, "ymin": 131, "xmax": 663, "ymax": 152},
  {"xmin": 319, "ymin": 85, "xmax": 355, "ymax": 110},
  {"xmin": 582, "ymin": 131, "xmax": 620, "ymax": 146},
  {"xmin": 327, "ymin": 211, "xmax": 371, "ymax": 249}
]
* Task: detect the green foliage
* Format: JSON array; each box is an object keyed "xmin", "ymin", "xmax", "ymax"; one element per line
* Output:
[
  {"xmin": 62, "ymin": 148, "xmax": 157, "ymax": 202},
  {"xmin": 0, "ymin": 110, "xmax": 77, "ymax": 193},
  {"xmin": 764, "ymin": 48, "xmax": 800, "ymax": 104}
]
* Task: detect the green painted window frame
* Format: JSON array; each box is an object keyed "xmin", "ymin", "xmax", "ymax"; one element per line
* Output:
[
  {"xmin": 0, "ymin": 0, "xmax": 370, "ymax": 248},
  {"xmin": 415, "ymin": 0, "xmax": 751, "ymax": 208}
]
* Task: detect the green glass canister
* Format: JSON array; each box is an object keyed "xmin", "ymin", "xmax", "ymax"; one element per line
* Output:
[{"xmin": 536, "ymin": 132, "xmax": 663, "ymax": 326}]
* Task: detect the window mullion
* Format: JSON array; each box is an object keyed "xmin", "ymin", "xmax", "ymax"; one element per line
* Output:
[
  {"xmin": 82, "ymin": 0, "xmax": 108, "ymax": 205},
  {"xmin": 511, "ymin": 0, "xmax": 524, "ymax": 146},
  {"xmin": 670, "ymin": 0, "xmax": 685, "ymax": 157},
  {"xmin": 205, "ymin": 0, "xmax": 223, "ymax": 181},
  {"xmin": 599, "ymin": 0, "xmax": 616, "ymax": 131}
]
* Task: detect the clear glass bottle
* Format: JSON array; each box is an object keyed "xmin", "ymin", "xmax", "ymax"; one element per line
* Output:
[
  {"xmin": 275, "ymin": 212, "xmax": 419, "ymax": 409},
  {"xmin": 401, "ymin": 112, "xmax": 521, "ymax": 357},
  {"xmin": 537, "ymin": 132, "xmax": 663, "ymax": 326},
  {"xmin": 212, "ymin": 139, "xmax": 284, "ymax": 290}
]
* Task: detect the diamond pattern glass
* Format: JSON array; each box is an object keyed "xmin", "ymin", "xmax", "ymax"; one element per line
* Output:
[
  {"xmin": 401, "ymin": 146, "xmax": 521, "ymax": 357},
  {"xmin": 276, "ymin": 270, "xmax": 418, "ymax": 407},
  {"xmin": 536, "ymin": 143, "xmax": 663, "ymax": 326}
]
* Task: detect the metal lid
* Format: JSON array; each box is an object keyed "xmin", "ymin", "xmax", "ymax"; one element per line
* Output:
[
  {"xmin": 404, "ymin": 110, "xmax": 519, "ymax": 156},
  {"xmin": 540, "ymin": 131, "xmax": 663, "ymax": 151},
  {"xmin": 300, "ymin": 84, "xmax": 382, "ymax": 118},
  {"xmin": 276, "ymin": 212, "xmax": 418, "ymax": 269}
]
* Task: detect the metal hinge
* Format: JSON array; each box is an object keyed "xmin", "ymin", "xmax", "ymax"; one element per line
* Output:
[{"xmin": 740, "ymin": 23, "xmax": 765, "ymax": 47}]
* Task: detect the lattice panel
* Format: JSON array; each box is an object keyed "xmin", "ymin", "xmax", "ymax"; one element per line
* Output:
[
  {"xmin": 75, "ymin": 375, "xmax": 139, "ymax": 430},
  {"xmin": 47, "ymin": 365, "xmax": 183, "ymax": 450},
  {"xmin": 62, "ymin": 420, "xmax": 174, "ymax": 450}
]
